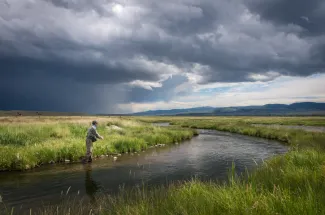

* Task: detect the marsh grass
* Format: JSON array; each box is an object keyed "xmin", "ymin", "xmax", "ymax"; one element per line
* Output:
[
  {"xmin": 166, "ymin": 118, "xmax": 325, "ymax": 150},
  {"xmin": 135, "ymin": 116, "xmax": 325, "ymax": 127},
  {"xmin": 0, "ymin": 118, "xmax": 196, "ymax": 171}
]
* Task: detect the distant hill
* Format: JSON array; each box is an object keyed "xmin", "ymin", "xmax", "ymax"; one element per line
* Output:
[
  {"xmin": 0, "ymin": 110, "xmax": 132, "ymax": 117},
  {"xmin": 210, "ymin": 102, "xmax": 325, "ymax": 116},
  {"xmin": 0, "ymin": 110, "xmax": 91, "ymax": 117},
  {"xmin": 131, "ymin": 102, "xmax": 325, "ymax": 116},
  {"xmin": 132, "ymin": 106, "xmax": 215, "ymax": 116}
]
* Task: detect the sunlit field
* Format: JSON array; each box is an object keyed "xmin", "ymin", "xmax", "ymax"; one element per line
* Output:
[
  {"xmin": 0, "ymin": 117, "xmax": 196, "ymax": 171},
  {"xmin": 134, "ymin": 116, "xmax": 325, "ymax": 126}
]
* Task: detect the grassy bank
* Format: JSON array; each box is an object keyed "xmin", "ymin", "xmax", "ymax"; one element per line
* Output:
[
  {"xmin": 2, "ymin": 116, "xmax": 325, "ymax": 215},
  {"xmin": 134, "ymin": 116, "xmax": 325, "ymax": 127},
  {"xmin": 166, "ymin": 117, "xmax": 325, "ymax": 150},
  {"xmin": 0, "ymin": 117, "xmax": 197, "ymax": 171}
]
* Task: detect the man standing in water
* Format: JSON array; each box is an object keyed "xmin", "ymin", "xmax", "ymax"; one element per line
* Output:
[{"xmin": 83, "ymin": 120, "xmax": 104, "ymax": 163}]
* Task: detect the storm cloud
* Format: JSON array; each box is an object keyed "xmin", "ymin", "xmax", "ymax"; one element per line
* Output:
[{"xmin": 0, "ymin": 0, "xmax": 324, "ymax": 113}]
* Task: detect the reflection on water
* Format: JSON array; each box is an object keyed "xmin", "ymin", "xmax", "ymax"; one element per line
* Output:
[
  {"xmin": 0, "ymin": 129, "xmax": 288, "ymax": 213},
  {"xmin": 84, "ymin": 164, "xmax": 101, "ymax": 202}
]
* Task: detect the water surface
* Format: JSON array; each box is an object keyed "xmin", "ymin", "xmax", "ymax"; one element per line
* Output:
[{"xmin": 0, "ymin": 128, "xmax": 287, "ymax": 214}]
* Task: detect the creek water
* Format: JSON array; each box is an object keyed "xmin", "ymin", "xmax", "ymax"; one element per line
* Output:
[{"xmin": 0, "ymin": 125, "xmax": 288, "ymax": 213}]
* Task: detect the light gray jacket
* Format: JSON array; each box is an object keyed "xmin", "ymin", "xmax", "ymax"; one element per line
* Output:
[{"xmin": 86, "ymin": 125, "xmax": 101, "ymax": 141}]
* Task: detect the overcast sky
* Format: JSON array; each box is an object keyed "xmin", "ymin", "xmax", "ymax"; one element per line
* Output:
[{"xmin": 1, "ymin": 0, "xmax": 325, "ymax": 114}]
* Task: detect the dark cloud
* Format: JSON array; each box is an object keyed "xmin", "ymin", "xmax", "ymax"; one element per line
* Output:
[
  {"xmin": 0, "ymin": 56, "xmax": 159, "ymax": 85},
  {"xmin": 246, "ymin": 0, "xmax": 325, "ymax": 36},
  {"xmin": 44, "ymin": 0, "xmax": 108, "ymax": 13},
  {"xmin": 0, "ymin": 69, "xmax": 128, "ymax": 113},
  {"xmin": 0, "ymin": 0, "xmax": 324, "ymax": 112}
]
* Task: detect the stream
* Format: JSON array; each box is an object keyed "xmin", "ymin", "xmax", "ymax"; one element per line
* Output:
[{"xmin": 0, "ymin": 124, "xmax": 288, "ymax": 213}]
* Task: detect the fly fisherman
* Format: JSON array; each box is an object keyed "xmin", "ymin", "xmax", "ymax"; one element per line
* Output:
[{"xmin": 83, "ymin": 120, "xmax": 104, "ymax": 163}]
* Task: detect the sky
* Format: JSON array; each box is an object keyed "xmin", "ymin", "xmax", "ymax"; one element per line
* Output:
[{"xmin": 0, "ymin": 0, "xmax": 325, "ymax": 114}]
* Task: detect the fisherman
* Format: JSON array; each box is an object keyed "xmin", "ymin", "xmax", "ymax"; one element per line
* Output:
[{"xmin": 83, "ymin": 120, "xmax": 104, "ymax": 163}]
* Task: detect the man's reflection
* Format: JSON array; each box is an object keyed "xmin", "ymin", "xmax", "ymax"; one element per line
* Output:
[{"xmin": 83, "ymin": 164, "xmax": 101, "ymax": 202}]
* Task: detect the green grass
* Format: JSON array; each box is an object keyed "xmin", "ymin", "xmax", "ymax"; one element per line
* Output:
[
  {"xmin": 0, "ymin": 118, "xmax": 197, "ymax": 171},
  {"xmin": 1, "ymin": 116, "xmax": 325, "ymax": 215},
  {"xmin": 164, "ymin": 118, "xmax": 325, "ymax": 150},
  {"xmin": 134, "ymin": 116, "xmax": 325, "ymax": 127}
]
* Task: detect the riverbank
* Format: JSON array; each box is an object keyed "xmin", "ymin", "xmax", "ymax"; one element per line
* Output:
[
  {"xmin": 2, "ymin": 116, "xmax": 325, "ymax": 214},
  {"xmin": 138, "ymin": 116, "xmax": 325, "ymax": 149},
  {"xmin": 134, "ymin": 116, "xmax": 325, "ymax": 127},
  {"xmin": 167, "ymin": 117, "xmax": 325, "ymax": 149},
  {"xmin": 0, "ymin": 117, "xmax": 197, "ymax": 171}
]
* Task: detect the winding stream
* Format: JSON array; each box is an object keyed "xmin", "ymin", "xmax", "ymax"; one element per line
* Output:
[{"xmin": 0, "ymin": 125, "xmax": 288, "ymax": 214}]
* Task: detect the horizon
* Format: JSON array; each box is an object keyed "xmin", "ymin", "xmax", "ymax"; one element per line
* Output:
[
  {"xmin": 1, "ymin": 101, "xmax": 324, "ymax": 115},
  {"xmin": 130, "ymin": 101, "xmax": 325, "ymax": 114},
  {"xmin": 1, "ymin": 0, "xmax": 325, "ymax": 113}
]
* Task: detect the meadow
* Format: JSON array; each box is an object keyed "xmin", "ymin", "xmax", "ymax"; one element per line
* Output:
[
  {"xmin": 0, "ymin": 117, "xmax": 197, "ymax": 171},
  {"xmin": 1, "ymin": 116, "xmax": 325, "ymax": 215},
  {"xmin": 136, "ymin": 116, "xmax": 325, "ymax": 149},
  {"xmin": 134, "ymin": 115, "xmax": 325, "ymax": 126}
]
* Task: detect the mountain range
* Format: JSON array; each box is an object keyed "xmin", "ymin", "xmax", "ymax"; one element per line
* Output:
[{"xmin": 131, "ymin": 102, "xmax": 325, "ymax": 116}]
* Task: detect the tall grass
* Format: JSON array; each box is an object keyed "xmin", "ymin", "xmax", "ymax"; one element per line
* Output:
[
  {"xmin": 0, "ymin": 118, "xmax": 197, "ymax": 171},
  {"xmin": 166, "ymin": 118, "xmax": 325, "ymax": 150},
  {"xmin": 134, "ymin": 116, "xmax": 325, "ymax": 127}
]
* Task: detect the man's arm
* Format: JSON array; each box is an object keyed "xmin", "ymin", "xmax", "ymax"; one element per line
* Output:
[{"xmin": 93, "ymin": 128, "xmax": 103, "ymax": 139}]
